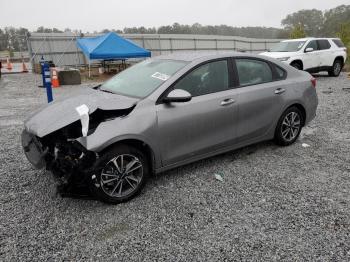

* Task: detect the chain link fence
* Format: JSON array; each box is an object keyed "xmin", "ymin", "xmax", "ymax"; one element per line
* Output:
[
  {"xmin": 27, "ymin": 33, "xmax": 282, "ymax": 70},
  {"xmin": 1, "ymin": 33, "xmax": 282, "ymax": 73}
]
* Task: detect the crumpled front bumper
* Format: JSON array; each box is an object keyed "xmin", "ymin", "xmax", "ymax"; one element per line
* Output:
[{"xmin": 21, "ymin": 129, "xmax": 47, "ymax": 169}]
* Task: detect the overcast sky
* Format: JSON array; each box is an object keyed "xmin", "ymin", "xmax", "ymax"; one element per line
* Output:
[{"xmin": 0, "ymin": 0, "xmax": 349, "ymax": 31}]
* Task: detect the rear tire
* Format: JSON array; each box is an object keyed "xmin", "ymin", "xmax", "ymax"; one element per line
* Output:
[
  {"xmin": 274, "ymin": 107, "xmax": 303, "ymax": 146},
  {"xmin": 328, "ymin": 59, "xmax": 342, "ymax": 77},
  {"xmin": 88, "ymin": 144, "xmax": 149, "ymax": 204}
]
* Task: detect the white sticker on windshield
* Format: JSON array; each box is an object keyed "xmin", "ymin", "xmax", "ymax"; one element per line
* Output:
[{"xmin": 151, "ymin": 72, "xmax": 170, "ymax": 81}]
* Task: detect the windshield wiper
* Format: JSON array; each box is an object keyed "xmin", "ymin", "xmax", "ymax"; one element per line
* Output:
[
  {"xmin": 99, "ymin": 88, "xmax": 115, "ymax": 94},
  {"xmin": 95, "ymin": 85, "xmax": 116, "ymax": 94}
]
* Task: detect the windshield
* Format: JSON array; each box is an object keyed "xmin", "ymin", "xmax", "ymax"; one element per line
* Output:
[
  {"xmin": 100, "ymin": 59, "xmax": 188, "ymax": 98},
  {"xmin": 270, "ymin": 41, "xmax": 306, "ymax": 52}
]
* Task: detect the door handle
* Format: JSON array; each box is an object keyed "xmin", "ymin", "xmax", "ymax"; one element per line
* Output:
[
  {"xmin": 220, "ymin": 98, "xmax": 235, "ymax": 106},
  {"xmin": 274, "ymin": 88, "xmax": 286, "ymax": 95}
]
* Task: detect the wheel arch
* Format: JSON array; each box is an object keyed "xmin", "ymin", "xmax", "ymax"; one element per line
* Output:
[
  {"xmin": 290, "ymin": 60, "xmax": 304, "ymax": 70},
  {"xmin": 99, "ymin": 137, "xmax": 158, "ymax": 175},
  {"xmin": 285, "ymin": 103, "xmax": 306, "ymax": 126},
  {"xmin": 334, "ymin": 56, "xmax": 344, "ymax": 65}
]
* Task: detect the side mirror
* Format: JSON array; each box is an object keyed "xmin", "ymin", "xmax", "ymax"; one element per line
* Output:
[
  {"xmin": 163, "ymin": 89, "xmax": 192, "ymax": 103},
  {"xmin": 305, "ymin": 47, "xmax": 314, "ymax": 53}
]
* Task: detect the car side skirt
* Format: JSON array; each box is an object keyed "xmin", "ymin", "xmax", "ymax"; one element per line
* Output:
[
  {"xmin": 305, "ymin": 66, "xmax": 334, "ymax": 73},
  {"xmin": 155, "ymin": 133, "xmax": 273, "ymax": 174}
]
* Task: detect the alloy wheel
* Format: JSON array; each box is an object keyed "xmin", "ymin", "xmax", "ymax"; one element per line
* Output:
[
  {"xmin": 281, "ymin": 112, "xmax": 301, "ymax": 142},
  {"xmin": 100, "ymin": 154, "xmax": 143, "ymax": 198}
]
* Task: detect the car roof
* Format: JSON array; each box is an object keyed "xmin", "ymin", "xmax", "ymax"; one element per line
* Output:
[
  {"xmin": 155, "ymin": 51, "xmax": 257, "ymax": 62},
  {"xmin": 282, "ymin": 37, "xmax": 340, "ymax": 42},
  {"xmin": 282, "ymin": 38, "xmax": 314, "ymax": 42}
]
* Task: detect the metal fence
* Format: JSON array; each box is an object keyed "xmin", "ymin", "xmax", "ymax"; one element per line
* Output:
[{"xmin": 27, "ymin": 33, "xmax": 282, "ymax": 70}]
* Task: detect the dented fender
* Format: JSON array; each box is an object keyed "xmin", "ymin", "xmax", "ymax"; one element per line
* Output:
[{"xmin": 75, "ymin": 103, "xmax": 162, "ymax": 168}]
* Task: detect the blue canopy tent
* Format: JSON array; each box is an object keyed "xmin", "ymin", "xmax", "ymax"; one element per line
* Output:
[{"xmin": 77, "ymin": 32, "xmax": 151, "ymax": 76}]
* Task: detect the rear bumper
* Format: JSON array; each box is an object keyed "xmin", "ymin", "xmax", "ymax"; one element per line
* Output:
[
  {"xmin": 21, "ymin": 129, "xmax": 47, "ymax": 169},
  {"xmin": 304, "ymin": 89, "xmax": 318, "ymax": 126}
]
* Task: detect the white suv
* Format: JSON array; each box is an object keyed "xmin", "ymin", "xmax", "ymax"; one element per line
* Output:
[{"xmin": 260, "ymin": 38, "xmax": 347, "ymax": 77}]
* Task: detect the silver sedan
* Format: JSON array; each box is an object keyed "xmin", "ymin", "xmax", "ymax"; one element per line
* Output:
[{"xmin": 22, "ymin": 51, "xmax": 318, "ymax": 203}]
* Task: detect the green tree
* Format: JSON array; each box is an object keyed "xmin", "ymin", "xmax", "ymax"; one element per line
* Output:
[
  {"xmin": 0, "ymin": 28, "xmax": 8, "ymax": 51},
  {"xmin": 282, "ymin": 9, "xmax": 323, "ymax": 36},
  {"xmin": 336, "ymin": 23, "xmax": 350, "ymax": 45},
  {"xmin": 336, "ymin": 23, "xmax": 350, "ymax": 63},
  {"xmin": 52, "ymin": 28, "xmax": 63, "ymax": 33},
  {"xmin": 3, "ymin": 27, "xmax": 29, "ymax": 52},
  {"xmin": 112, "ymin": 29, "xmax": 123, "ymax": 34},
  {"xmin": 36, "ymin": 27, "xmax": 62, "ymax": 33},
  {"xmin": 323, "ymin": 5, "xmax": 350, "ymax": 36},
  {"xmin": 289, "ymin": 24, "xmax": 306, "ymax": 39}
]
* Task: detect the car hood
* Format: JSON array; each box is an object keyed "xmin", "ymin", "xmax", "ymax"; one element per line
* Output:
[
  {"xmin": 24, "ymin": 87, "xmax": 139, "ymax": 137},
  {"xmin": 260, "ymin": 51, "xmax": 299, "ymax": 59}
]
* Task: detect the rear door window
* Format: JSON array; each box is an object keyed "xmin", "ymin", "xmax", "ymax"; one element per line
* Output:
[
  {"xmin": 317, "ymin": 40, "xmax": 331, "ymax": 50},
  {"xmin": 235, "ymin": 59, "xmax": 273, "ymax": 86}
]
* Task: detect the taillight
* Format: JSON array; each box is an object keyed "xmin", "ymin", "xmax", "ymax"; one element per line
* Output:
[{"xmin": 311, "ymin": 77, "xmax": 316, "ymax": 88}]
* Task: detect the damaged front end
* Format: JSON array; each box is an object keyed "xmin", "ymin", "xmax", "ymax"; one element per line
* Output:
[
  {"xmin": 21, "ymin": 88, "xmax": 138, "ymax": 193},
  {"xmin": 22, "ymin": 121, "xmax": 97, "ymax": 189}
]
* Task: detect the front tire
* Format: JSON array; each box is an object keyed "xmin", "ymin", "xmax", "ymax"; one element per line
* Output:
[
  {"xmin": 274, "ymin": 107, "xmax": 303, "ymax": 146},
  {"xmin": 89, "ymin": 144, "xmax": 149, "ymax": 204},
  {"xmin": 328, "ymin": 59, "xmax": 342, "ymax": 77}
]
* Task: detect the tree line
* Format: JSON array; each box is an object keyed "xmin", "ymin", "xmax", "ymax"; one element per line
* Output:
[{"xmin": 0, "ymin": 4, "xmax": 349, "ymax": 53}]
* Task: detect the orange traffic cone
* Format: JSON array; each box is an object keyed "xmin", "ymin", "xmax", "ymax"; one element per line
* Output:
[
  {"xmin": 6, "ymin": 57, "xmax": 12, "ymax": 70},
  {"xmin": 51, "ymin": 68, "xmax": 60, "ymax": 88},
  {"xmin": 21, "ymin": 61, "xmax": 28, "ymax": 73}
]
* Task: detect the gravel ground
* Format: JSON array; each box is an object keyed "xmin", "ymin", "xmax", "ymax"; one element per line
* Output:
[{"xmin": 0, "ymin": 72, "xmax": 350, "ymax": 261}]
